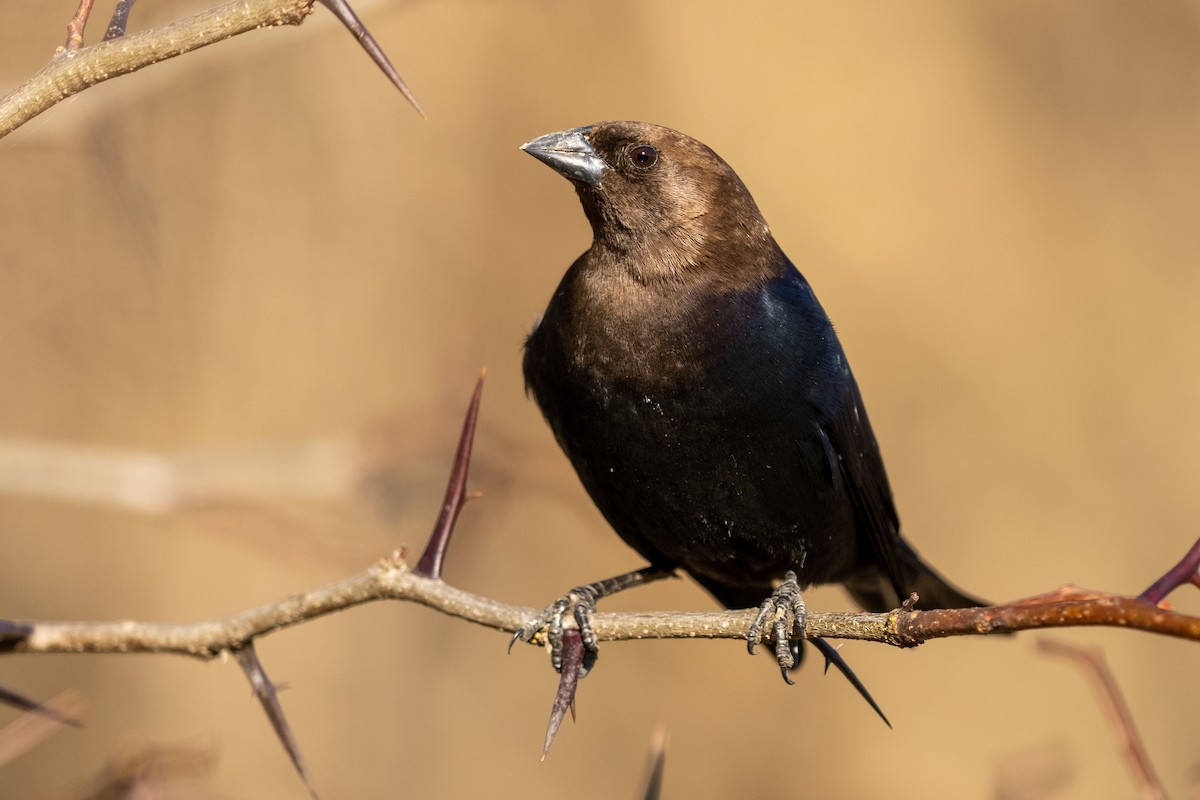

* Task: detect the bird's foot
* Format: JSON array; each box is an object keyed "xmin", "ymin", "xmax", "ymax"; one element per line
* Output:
[
  {"xmin": 746, "ymin": 570, "xmax": 807, "ymax": 684},
  {"xmin": 509, "ymin": 567, "xmax": 672, "ymax": 677},
  {"xmin": 510, "ymin": 584, "xmax": 602, "ymax": 677},
  {"xmin": 508, "ymin": 567, "xmax": 674, "ymax": 757}
]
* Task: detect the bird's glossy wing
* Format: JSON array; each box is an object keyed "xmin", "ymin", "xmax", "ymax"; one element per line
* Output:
[
  {"xmin": 818, "ymin": 366, "xmax": 909, "ymax": 608},
  {"xmin": 761, "ymin": 269, "xmax": 910, "ymax": 607}
]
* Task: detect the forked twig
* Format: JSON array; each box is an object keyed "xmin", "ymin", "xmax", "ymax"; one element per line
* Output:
[
  {"xmin": 64, "ymin": 0, "xmax": 98, "ymax": 51},
  {"xmin": 1039, "ymin": 640, "xmax": 1165, "ymax": 800}
]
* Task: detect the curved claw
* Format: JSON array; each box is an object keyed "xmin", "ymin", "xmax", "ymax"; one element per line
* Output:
[
  {"xmin": 506, "ymin": 590, "xmax": 601, "ymax": 676},
  {"xmin": 509, "ymin": 612, "xmax": 549, "ymax": 653},
  {"xmin": 746, "ymin": 598, "xmax": 772, "ymax": 656},
  {"xmin": 778, "ymin": 662, "xmax": 796, "ymax": 685}
]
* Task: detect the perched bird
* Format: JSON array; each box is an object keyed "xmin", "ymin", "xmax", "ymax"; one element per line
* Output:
[{"xmin": 518, "ymin": 121, "xmax": 985, "ymax": 698}]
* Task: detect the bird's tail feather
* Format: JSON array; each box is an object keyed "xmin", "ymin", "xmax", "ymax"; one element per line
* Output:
[{"xmin": 845, "ymin": 539, "xmax": 988, "ymax": 612}]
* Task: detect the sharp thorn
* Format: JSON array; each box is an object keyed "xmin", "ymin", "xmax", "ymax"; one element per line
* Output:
[
  {"xmin": 317, "ymin": 0, "xmax": 424, "ymax": 116},
  {"xmin": 812, "ymin": 637, "xmax": 890, "ymax": 728}
]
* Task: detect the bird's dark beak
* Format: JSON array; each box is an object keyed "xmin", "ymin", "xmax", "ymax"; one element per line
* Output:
[{"xmin": 521, "ymin": 126, "xmax": 607, "ymax": 188}]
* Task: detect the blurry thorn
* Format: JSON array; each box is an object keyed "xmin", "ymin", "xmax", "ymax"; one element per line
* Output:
[
  {"xmin": 103, "ymin": 0, "xmax": 137, "ymax": 40},
  {"xmin": 415, "ymin": 370, "xmax": 486, "ymax": 579},
  {"xmin": 77, "ymin": 737, "xmax": 218, "ymax": 797},
  {"xmin": 0, "ymin": 690, "xmax": 85, "ymax": 767},
  {"xmin": 316, "ymin": 0, "xmax": 424, "ymax": 116},
  {"xmin": 0, "ymin": 619, "xmax": 33, "ymax": 647},
  {"xmin": 542, "ymin": 628, "xmax": 583, "ymax": 760},
  {"xmin": 0, "ymin": 685, "xmax": 82, "ymax": 727},
  {"xmin": 1139, "ymin": 534, "xmax": 1200, "ymax": 606},
  {"xmin": 235, "ymin": 644, "xmax": 319, "ymax": 800},
  {"xmin": 812, "ymin": 637, "xmax": 890, "ymax": 728},
  {"xmin": 1039, "ymin": 639, "xmax": 1165, "ymax": 800},
  {"xmin": 642, "ymin": 726, "xmax": 669, "ymax": 800},
  {"xmin": 991, "ymin": 737, "xmax": 1074, "ymax": 800},
  {"xmin": 63, "ymin": 0, "xmax": 96, "ymax": 50}
]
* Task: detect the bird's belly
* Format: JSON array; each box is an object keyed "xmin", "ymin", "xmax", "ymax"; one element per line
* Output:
[{"xmin": 555, "ymin": 386, "xmax": 860, "ymax": 591}]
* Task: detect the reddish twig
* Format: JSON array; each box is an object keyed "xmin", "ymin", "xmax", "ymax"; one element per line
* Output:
[
  {"xmin": 64, "ymin": 0, "xmax": 98, "ymax": 50},
  {"xmin": 889, "ymin": 585, "xmax": 1200, "ymax": 646},
  {"xmin": 1039, "ymin": 640, "xmax": 1165, "ymax": 800},
  {"xmin": 1140, "ymin": 535, "xmax": 1200, "ymax": 606},
  {"xmin": 414, "ymin": 370, "xmax": 484, "ymax": 579}
]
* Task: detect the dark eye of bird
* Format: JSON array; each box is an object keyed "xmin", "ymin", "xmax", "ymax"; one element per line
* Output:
[{"xmin": 628, "ymin": 144, "xmax": 659, "ymax": 170}]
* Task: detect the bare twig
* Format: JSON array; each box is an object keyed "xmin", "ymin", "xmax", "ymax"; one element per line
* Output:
[
  {"xmin": 6, "ymin": 577, "xmax": 1200, "ymax": 658},
  {"xmin": 64, "ymin": 0, "xmax": 98, "ymax": 51},
  {"xmin": 2, "ymin": 0, "xmax": 420, "ymax": 140},
  {"xmin": 0, "ymin": 436, "xmax": 362, "ymax": 513},
  {"xmin": 1039, "ymin": 640, "xmax": 1166, "ymax": 800},
  {"xmin": 6, "ymin": 0, "xmax": 311, "ymax": 139}
]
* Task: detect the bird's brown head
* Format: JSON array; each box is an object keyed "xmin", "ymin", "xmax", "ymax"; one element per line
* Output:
[{"xmin": 521, "ymin": 121, "xmax": 782, "ymax": 287}]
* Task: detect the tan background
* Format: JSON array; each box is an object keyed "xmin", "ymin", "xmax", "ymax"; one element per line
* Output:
[{"xmin": 3, "ymin": 1, "xmax": 1200, "ymax": 797}]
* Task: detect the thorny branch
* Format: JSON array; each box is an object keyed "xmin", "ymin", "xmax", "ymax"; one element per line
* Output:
[
  {"xmin": 2, "ymin": 0, "xmax": 420, "ymax": 139},
  {"xmin": 3, "ymin": 371, "xmax": 1200, "ymax": 654},
  {"xmin": 6, "ymin": 576, "xmax": 1199, "ymax": 659},
  {"xmin": 64, "ymin": 0, "xmax": 97, "ymax": 51},
  {"xmin": 5, "ymin": 375, "xmax": 1200, "ymax": 792}
]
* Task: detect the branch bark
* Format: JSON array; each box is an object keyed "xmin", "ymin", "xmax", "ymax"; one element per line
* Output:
[
  {"xmin": 2, "ymin": 0, "xmax": 322, "ymax": 139},
  {"xmin": 5, "ymin": 557, "xmax": 1198, "ymax": 659}
]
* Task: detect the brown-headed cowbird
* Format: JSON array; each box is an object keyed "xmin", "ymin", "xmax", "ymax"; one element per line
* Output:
[{"xmin": 518, "ymin": 121, "xmax": 984, "ymax": 701}]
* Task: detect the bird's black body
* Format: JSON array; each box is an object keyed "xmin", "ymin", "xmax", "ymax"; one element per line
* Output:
[{"xmin": 522, "ymin": 121, "xmax": 981, "ymax": 621}]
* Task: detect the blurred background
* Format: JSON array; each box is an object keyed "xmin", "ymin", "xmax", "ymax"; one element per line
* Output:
[{"xmin": 2, "ymin": 1, "xmax": 1200, "ymax": 797}]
